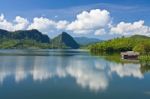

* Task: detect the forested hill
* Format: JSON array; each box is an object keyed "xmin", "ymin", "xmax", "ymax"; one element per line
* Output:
[
  {"xmin": 0, "ymin": 29, "xmax": 50, "ymax": 43},
  {"xmin": 89, "ymin": 35, "xmax": 150, "ymax": 54},
  {"xmin": 51, "ymin": 32, "xmax": 79, "ymax": 49},
  {"xmin": 0, "ymin": 29, "xmax": 80, "ymax": 49},
  {"xmin": 0, "ymin": 29, "xmax": 51, "ymax": 49}
]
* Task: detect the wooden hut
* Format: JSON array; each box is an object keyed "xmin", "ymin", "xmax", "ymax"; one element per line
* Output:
[{"xmin": 121, "ymin": 51, "xmax": 139, "ymax": 60}]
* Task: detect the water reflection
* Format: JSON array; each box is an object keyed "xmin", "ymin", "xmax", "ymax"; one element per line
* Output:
[
  {"xmin": 109, "ymin": 63, "xmax": 143, "ymax": 78},
  {"xmin": 0, "ymin": 50, "xmax": 149, "ymax": 92}
]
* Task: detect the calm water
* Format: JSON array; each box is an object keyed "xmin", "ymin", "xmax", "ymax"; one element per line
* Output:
[{"xmin": 0, "ymin": 49, "xmax": 150, "ymax": 99}]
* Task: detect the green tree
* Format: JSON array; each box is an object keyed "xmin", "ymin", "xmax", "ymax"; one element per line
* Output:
[{"xmin": 133, "ymin": 42, "xmax": 150, "ymax": 54}]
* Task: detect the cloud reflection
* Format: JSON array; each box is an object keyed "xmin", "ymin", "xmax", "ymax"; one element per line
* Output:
[
  {"xmin": 0, "ymin": 54, "xmax": 144, "ymax": 92},
  {"xmin": 109, "ymin": 63, "xmax": 143, "ymax": 78}
]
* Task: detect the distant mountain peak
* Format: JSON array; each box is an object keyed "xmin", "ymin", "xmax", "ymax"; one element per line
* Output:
[
  {"xmin": 62, "ymin": 32, "xmax": 68, "ymax": 35},
  {"xmin": 74, "ymin": 37, "xmax": 101, "ymax": 45},
  {"xmin": 51, "ymin": 32, "xmax": 79, "ymax": 49}
]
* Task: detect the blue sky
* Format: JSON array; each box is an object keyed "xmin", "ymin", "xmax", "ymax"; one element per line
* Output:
[
  {"xmin": 1, "ymin": 0, "xmax": 150, "ymax": 22},
  {"xmin": 0, "ymin": 0, "xmax": 150, "ymax": 39}
]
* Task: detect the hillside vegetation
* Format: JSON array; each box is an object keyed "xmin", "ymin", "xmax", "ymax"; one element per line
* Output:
[
  {"xmin": 0, "ymin": 29, "xmax": 79, "ymax": 49},
  {"xmin": 0, "ymin": 29, "xmax": 51, "ymax": 49},
  {"xmin": 89, "ymin": 35, "xmax": 150, "ymax": 54}
]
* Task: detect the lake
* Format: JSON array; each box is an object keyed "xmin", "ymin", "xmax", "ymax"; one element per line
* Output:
[{"xmin": 0, "ymin": 49, "xmax": 150, "ymax": 99}]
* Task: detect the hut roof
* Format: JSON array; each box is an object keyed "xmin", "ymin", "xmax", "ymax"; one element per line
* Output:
[{"xmin": 121, "ymin": 51, "xmax": 139, "ymax": 56}]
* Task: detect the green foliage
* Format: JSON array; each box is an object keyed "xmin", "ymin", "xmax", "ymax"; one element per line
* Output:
[
  {"xmin": 0, "ymin": 29, "xmax": 51, "ymax": 49},
  {"xmin": 0, "ymin": 39, "xmax": 19, "ymax": 49},
  {"xmin": 140, "ymin": 62, "xmax": 150, "ymax": 74},
  {"xmin": 89, "ymin": 35, "xmax": 150, "ymax": 54},
  {"xmin": 133, "ymin": 42, "xmax": 150, "ymax": 54},
  {"xmin": 0, "ymin": 29, "xmax": 50, "ymax": 43},
  {"xmin": 139, "ymin": 55, "xmax": 150, "ymax": 62},
  {"xmin": 0, "ymin": 30, "xmax": 79, "ymax": 49},
  {"xmin": 0, "ymin": 39, "xmax": 51, "ymax": 49}
]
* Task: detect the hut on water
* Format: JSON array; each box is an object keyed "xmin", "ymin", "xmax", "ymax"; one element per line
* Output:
[{"xmin": 121, "ymin": 51, "xmax": 139, "ymax": 60}]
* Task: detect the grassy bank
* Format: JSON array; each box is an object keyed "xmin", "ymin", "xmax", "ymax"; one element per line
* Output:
[{"xmin": 139, "ymin": 55, "xmax": 150, "ymax": 62}]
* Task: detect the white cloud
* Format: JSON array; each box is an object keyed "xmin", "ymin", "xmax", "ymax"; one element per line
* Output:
[
  {"xmin": 28, "ymin": 17, "xmax": 57, "ymax": 34},
  {"xmin": 14, "ymin": 16, "xmax": 29, "ymax": 30},
  {"xmin": 56, "ymin": 20, "xmax": 69, "ymax": 29},
  {"xmin": 110, "ymin": 20, "xmax": 150, "ymax": 36},
  {"xmin": 0, "ymin": 9, "xmax": 111, "ymax": 36},
  {"xmin": 0, "ymin": 14, "xmax": 4, "ymax": 21},
  {"xmin": 27, "ymin": 9, "xmax": 111, "ymax": 35},
  {"xmin": 28, "ymin": 17, "xmax": 69, "ymax": 34},
  {"xmin": 67, "ymin": 9, "xmax": 111, "ymax": 34},
  {"xmin": 1, "ymin": 9, "xmax": 150, "ymax": 37},
  {"xmin": 94, "ymin": 29, "xmax": 106, "ymax": 35},
  {"xmin": 0, "ymin": 14, "xmax": 14, "ymax": 31},
  {"xmin": 0, "ymin": 14, "xmax": 29, "ymax": 31}
]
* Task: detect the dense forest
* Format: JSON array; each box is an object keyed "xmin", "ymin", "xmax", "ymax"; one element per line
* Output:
[{"xmin": 89, "ymin": 35, "xmax": 150, "ymax": 55}]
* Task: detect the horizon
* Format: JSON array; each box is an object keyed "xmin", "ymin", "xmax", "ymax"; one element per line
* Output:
[{"xmin": 0, "ymin": 0, "xmax": 150, "ymax": 40}]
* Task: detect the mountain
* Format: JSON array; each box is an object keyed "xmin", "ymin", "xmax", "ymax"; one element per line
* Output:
[
  {"xmin": 74, "ymin": 37, "xmax": 101, "ymax": 45},
  {"xmin": 51, "ymin": 32, "xmax": 79, "ymax": 49},
  {"xmin": 89, "ymin": 35, "xmax": 150, "ymax": 54},
  {"xmin": 0, "ymin": 29, "xmax": 51, "ymax": 49},
  {"xmin": 0, "ymin": 29, "xmax": 80, "ymax": 49},
  {"xmin": 0, "ymin": 29, "xmax": 50, "ymax": 43}
]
